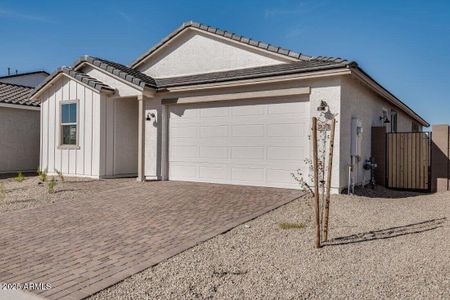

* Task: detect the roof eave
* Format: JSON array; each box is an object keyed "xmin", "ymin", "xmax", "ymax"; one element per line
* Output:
[
  {"xmin": 350, "ymin": 66, "xmax": 429, "ymax": 127},
  {"xmin": 73, "ymin": 57, "xmax": 157, "ymax": 92}
]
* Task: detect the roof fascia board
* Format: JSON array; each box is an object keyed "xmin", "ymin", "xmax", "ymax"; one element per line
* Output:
[
  {"xmin": 158, "ymin": 68, "xmax": 352, "ymax": 93},
  {"xmin": 31, "ymin": 73, "xmax": 113, "ymax": 101},
  {"xmin": 73, "ymin": 61, "xmax": 147, "ymax": 92},
  {"xmin": 350, "ymin": 68, "xmax": 429, "ymax": 127},
  {"xmin": 132, "ymin": 26, "xmax": 299, "ymax": 69},
  {"xmin": 0, "ymin": 103, "xmax": 40, "ymax": 111}
]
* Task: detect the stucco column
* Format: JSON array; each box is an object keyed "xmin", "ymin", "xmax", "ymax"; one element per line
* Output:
[
  {"xmin": 137, "ymin": 95, "xmax": 145, "ymax": 182},
  {"xmin": 431, "ymin": 124, "xmax": 449, "ymax": 192}
]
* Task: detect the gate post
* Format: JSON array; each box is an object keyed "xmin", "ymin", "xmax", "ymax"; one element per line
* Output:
[
  {"xmin": 431, "ymin": 125, "xmax": 450, "ymax": 192},
  {"xmin": 371, "ymin": 127, "xmax": 387, "ymax": 187}
]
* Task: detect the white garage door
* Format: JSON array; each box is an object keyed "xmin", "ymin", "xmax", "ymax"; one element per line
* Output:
[{"xmin": 168, "ymin": 97, "xmax": 310, "ymax": 189}]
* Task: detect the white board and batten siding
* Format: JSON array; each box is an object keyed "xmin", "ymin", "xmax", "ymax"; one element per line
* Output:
[
  {"xmin": 40, "ymin": 77, "xmax": 102, "ymax": 177},
  {"xmin": 168, "ymin": 96, "xmax": 310, "ymax": 189},
  {"xmin": 40, "ymin": 76, "xmax": 138, "ymax": 178}
]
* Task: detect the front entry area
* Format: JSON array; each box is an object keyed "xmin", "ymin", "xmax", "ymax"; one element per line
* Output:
[{"xmin": 167, "ymin": 97, "xmax": 310, "ymax": 189}]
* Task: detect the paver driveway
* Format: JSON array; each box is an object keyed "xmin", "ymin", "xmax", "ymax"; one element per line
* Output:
[{"xmin": 0, "ymin": 180, "xmax": 301, "ymax": 299}]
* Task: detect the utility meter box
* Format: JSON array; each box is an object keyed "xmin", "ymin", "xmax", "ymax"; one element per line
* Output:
[{"xmin": 351, "ymin": 118, "xmax": 363, "ymax": 157}]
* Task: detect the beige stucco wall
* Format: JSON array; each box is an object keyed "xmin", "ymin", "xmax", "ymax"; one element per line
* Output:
[
  {"xmin": 137, "ymin": 29, "xmax": 291, "ymax": 78},
  {"xmin": 340, "ymin": 76, "xmax": 417, "ymax": 188},
  {"xmin": 0, "ymin": 107, "xmax": 40, "ymax": 173}
]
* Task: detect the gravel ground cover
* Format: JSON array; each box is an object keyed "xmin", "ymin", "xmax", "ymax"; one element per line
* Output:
[
  {"xmin": 0, "ymin": 175, "xmax": 134, "ymax": 213},
  {"xmin": 91, "ymin": 186, "xmax": 449, "ymax": 300}
]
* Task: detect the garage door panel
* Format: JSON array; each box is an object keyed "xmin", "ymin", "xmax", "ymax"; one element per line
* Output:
[
  {"xmin": 231, "ymin": 146, "xmax": 265, "ymax": 160},
  {"xmin": 169, "ymin": 107, "xmax": 199, "ymax": 120},
  {"xmin": 267, "ymin": 123, "xmax": 306, "ymax": 137},
  {"xmin": 170, "ymin": 145, "xmax": 198, "ymax": 159},
  {"xmin": 231, "ymin": 104, "xmax": 266, "ymax": 116},
  {"xmin": 200, "ymin": 107, "xmax": 229, "ymax": 118},
  {"xmin": 199, "ymin": 126, "xmax": 228, "ymax": 137},
  {"xmin": 169, "ymin": 163, "xmax": 198, "ymax": 179},
  {"xmin": 199, "ymin": 146, "xmax": 228, "ymax": 159},
  {"xmin": 199, "ymin": 165, "xmax": 228, "ymax": 180},
  {"xmin": 168, "ymin": 99, "xmax": 309, "ymax": 189},
  {"xmin": 231, "ymin": 124, "xmax": 265, "ymax": 137},
  {"xmin": 170, "ymin": 126, "xmax": 198, "ymax": 138},
  {"xmin": 267, "ymin": 146, "xmax": 304, "ymax": 161},
  {"xmin": 231, "ymin": 167, "xmax": 265, "ymax": 183}
]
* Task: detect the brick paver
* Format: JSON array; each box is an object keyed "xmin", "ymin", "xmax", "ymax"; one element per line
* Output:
[{"xmin": 0, "ymin": 180, "xmax": 301, "ymax": 299}]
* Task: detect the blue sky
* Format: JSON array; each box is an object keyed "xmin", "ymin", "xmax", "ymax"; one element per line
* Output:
[{"xmin": 1, "ymin": 0, "xmax": 449, "ymax": 125}]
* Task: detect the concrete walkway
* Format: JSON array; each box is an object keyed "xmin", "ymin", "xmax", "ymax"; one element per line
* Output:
[{"xmin": 0, "ymin": 180, "xmax": 301, "ymax": 299}]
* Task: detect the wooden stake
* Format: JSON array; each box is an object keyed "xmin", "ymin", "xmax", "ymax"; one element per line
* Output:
[
  {"xmin": 323, "ymin": 118, "xmax": 336, "ymax": 242},
  {"xmin": 311, "ymin": 117, "xmax": 321, "ymax": 248}
]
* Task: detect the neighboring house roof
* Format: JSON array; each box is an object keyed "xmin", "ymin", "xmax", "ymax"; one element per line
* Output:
[
  {"xmin": 0, "ymin": 82, "xmax": 38, "ymax": 107},
  {"xmin": 73, "ymin": 56, "xmax": 157, "ymax": 88},
  {"xmin": 0, "ymin": 70, "xmax": 49, "ymax": 80},
  {"xmin": 31, "ymin": 67, "xmax": 115, "ymax": 98},
  {"xmin": 156, "ymin": 58, "xmax": 352, "ymax": 88},
  {"xmin": 131, "ymin": 21, "xmax": 311, "ymax": 68}
]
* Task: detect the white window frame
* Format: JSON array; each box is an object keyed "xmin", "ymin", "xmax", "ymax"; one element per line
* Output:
[
  {"xmin": 59, "ymin": 99, "xmax": 80, "ymax": 149},
  {"xmin": 390, "ymin": 110, "xmax": 398, "ymax": 133}
]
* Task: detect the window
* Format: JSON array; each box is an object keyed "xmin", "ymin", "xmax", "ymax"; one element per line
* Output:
[
  {"xmin": 390, "ymin": 110, "xmax": 398, "ymax": 132},
  {"xmin": 412, "ymin": 122, "xmax": 420, "ymax": 132},
  {"xmin": 61, "ymin": 102, "xmax": 77, "ymax": 145}
]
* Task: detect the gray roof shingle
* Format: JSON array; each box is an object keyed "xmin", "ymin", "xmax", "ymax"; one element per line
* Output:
[
  {"xmin": 0, "ymin": 82, "xmax": 38, "ymax": 107},
  {"xmin": 74, "ymin": 56, "xmax": 157, "ymax": 88},
  {"xmin": 131, "ymin": 20, "xmax": 311, "ymax": 68},
  {"xmin": 156, "ymin": 59, "xmax": 354, "ymax": 88},
  {"xmin": 31, "ymin": 67, "xmax": 115, "ymax": 98}
]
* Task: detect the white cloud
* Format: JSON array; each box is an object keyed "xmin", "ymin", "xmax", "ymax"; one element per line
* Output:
[
  {"xmin": 0, "ymin": 8, "xmax": 51, "ymax": 23},
  {"xmin": 117, "ymin": 11, "xmax": 132, "ymax": 23}
]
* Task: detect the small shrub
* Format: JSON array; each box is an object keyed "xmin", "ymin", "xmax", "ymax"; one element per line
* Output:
[
  {"xmin": 54, "ymin": 169, "xmax": 64, "ymax": 182},
  {"xmin": 15, "ymin": 172, "xmax": 25, "ymax": 182},
  {"xmin": 48, "ymin": 177, "xmax": 57, "ymax": 194},
  {"xmin": 37, "ymin": 168, "xmax": 48, "ymax": 183},
  {"xmin": 0, "ymin": 183, "xmax": 5, "ymax": 201},
  {"xmin": 279, "ymin": 222, "xmax": 306, "ymax": 230}
]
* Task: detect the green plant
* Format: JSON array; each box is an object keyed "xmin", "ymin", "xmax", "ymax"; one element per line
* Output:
[
  {"xmin": 15, "ymin": 172, "xmax": 25, "ymax": 182},
  {"xmin": 0, "ymin": 183, "xmax": 6, "ymax": 201},
  {"xmin": 48, "ymin": 177, "xmax": 57, "ymax": 194},
  {"xmin": 37, "ymin": 168, "xmax": 48, "ymax": 182},
  {"xmin": 279, "ymin": 222, "xmax": 306, "ymax": 230},
  {"xmin": 54, "ymin": 169, "xmax": 64, "ymax": 182}
]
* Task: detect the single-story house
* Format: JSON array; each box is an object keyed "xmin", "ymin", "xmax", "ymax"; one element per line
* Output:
[
  {"xmin": 30, "ymin": 21, "xmax": 428, "ymax": 192},
  {"xmin": 0, "ymin": 79, "xmax": 42, "ymax": 173}
]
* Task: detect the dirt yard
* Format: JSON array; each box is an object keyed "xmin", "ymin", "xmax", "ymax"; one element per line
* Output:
[
  {"xmin": 91, "ymin": 187, "xmax": 449, "ymax": 300},
  {"xmin": 0, "ymin": 174, "xmax": 135, "ymax": 213}
]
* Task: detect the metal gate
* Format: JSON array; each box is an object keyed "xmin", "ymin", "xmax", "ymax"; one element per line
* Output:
[{"xmin": 386, "ymin": 132, "xmax": 431, "ymax": 191}]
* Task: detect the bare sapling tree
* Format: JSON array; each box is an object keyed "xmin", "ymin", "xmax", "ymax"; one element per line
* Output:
[{"xmin": 292, "ymin": 101, "xmax": 337, "ymax": 248}]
